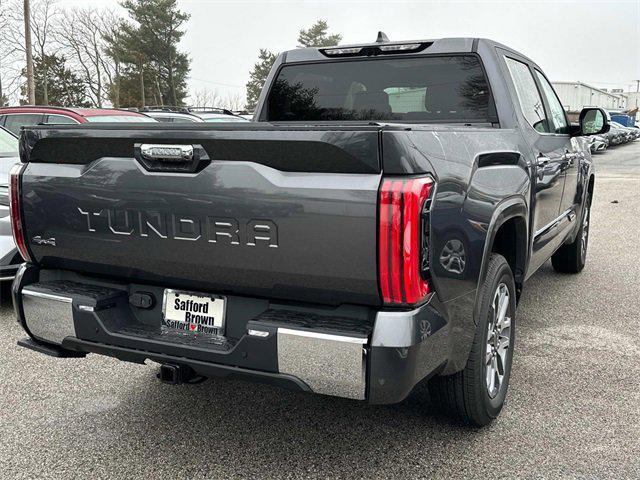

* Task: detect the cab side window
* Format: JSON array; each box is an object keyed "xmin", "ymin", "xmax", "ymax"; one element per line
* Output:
[
  {"xmin": 534, "ymin": 70, "xmax": 569, "ymax": 134},
  {"xmin": 504, "ymin": 57, "xmax": 549, "ymax": 133}
]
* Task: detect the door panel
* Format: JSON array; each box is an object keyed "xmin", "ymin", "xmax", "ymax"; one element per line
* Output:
[
  {"xmin": 503, "ymin": 57, "xmax": 566, "ymax": 232},
  {"xmin": 533, "ymin": 70, "xmax": 579, "ymax": 213}
]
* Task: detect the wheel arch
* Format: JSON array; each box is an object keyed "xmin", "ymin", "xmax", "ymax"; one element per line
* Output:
[{"xmin": 475, "ymin": 197, "xmax": 529, "ymax": 316}]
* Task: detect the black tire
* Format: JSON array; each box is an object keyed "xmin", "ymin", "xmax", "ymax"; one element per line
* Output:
[
  {"xmin": 428, "ymin": 253, "xmax": 516, "ymax": 426},
  {"xmin": 551, "ymin": 193, "xmax": 591, "ymax": 273}
]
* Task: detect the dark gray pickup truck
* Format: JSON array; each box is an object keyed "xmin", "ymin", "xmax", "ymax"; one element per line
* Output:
[{"xmin": 10, "ymin": 37, "xmax": 609, "ymax": 426}]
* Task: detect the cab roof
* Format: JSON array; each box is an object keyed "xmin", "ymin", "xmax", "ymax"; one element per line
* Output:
[{"xmin": 282, "ymin": 37, "xmax": 530, "ymax": 64}]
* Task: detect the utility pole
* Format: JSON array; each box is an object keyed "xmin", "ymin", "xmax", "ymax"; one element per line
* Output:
[{"xmin": 24, "ymin": 0, "xmax": 35, "ymax": 105}]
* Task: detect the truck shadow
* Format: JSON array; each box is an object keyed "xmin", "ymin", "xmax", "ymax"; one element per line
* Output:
[
  {"xmin": 85, "ymin": 263, "xmax": 569, "ymax": 476},
  {"xmin": 0, "ymin": 262, "xmax": 570, "ymax": 478}
]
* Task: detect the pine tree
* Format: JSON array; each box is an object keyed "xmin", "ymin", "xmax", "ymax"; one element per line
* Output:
[
  {"xmin": 107, "ymin": 0, "xmax": 191, "ymax": 107},
  {"xmin": 21, "ymin": 54, "xmax": 90, "ymax": 107},
  {"xmin": 297, "ymin": 20, "xmax": 342, "ymax": 48},
  {"xmin": 245, "ymin": 49, "xmax": 277, "ymax": 111},
  {"xmin": 245, "ymin": 20, "xmax": 342, "ymax": 111}
]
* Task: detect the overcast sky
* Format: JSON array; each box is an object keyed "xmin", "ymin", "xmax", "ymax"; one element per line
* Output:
[{"xmin": 57, "ymin": 0, "xmax": 640, "ymax": 102}]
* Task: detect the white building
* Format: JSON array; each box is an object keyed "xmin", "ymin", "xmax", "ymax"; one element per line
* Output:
[
  {"xmin": 551, "ymin": 81, "xmax": 628, "ymax": 111},
  {"xmin": 626, "ymin": 91, "xmax": 640, "ymax": 110}
]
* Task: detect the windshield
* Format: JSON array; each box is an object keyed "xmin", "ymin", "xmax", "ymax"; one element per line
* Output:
[
  {"xmin": 267, "ymin": 55, "xmax": 494, "ymax": 123},
  {"xmin": 85, "ymin": 115, "xmax": 157, "ymax": 123},
  {"xmin": 0, "ymin": 128, "xmax": 19, "ymax": 157}
]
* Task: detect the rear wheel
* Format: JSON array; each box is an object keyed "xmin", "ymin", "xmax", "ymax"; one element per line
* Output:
[
  {"xmin": 428, "ymin": 253, "xmax": 516, "ymax": 426},
  {"xmin": 552, "ymin": 192, "xmax": 591, "ymax": 273}
]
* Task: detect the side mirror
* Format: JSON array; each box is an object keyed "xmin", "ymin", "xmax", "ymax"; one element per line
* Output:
[{"xmin": 579, "ymin": 107, "xmax": 610, "ymax": 136}]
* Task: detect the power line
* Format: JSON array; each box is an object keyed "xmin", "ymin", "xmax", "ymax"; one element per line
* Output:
[{"xmin": 189, "ymin": 76, "xmax": 245, "ymax": 89}]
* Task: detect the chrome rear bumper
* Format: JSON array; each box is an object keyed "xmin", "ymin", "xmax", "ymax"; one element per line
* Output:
[
  {"xmin": 16, "ymin": 269, "xmax": 453, "ymax": 405},
  {"xmin": 277, "ymin": 328, "xmax": 367, "ymax": 400},
  {"xmin": 21, "ymin": 287, "xmax": 76, "ymax": 345}
]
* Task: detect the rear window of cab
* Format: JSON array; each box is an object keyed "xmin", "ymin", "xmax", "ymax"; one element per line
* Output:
[{"xmin": 267, "ymin": 55, "xmax": 495, "ymax": 123}]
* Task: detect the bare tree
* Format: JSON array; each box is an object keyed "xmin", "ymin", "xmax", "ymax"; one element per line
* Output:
[
  {"xmin": 0, "ymin": 0, "xmax": 28, "ymax": 104},
  {"xmin": 224, "ymin": 91, "xmax": 245, "ymax": 111},
  {"xmin": 55, "ymin": 7, "xmax": 118, "ymax": 107},
  {"xmin": 189, "ymin": 87, "xmax": 222, "ymax": 107},
  {"xmin": 29, "ymin": 0, "xmax": 58, "ymax": 104},
  {"xmin": 0, "ymin": 0, "xmax": 59, "ymax": 104}
]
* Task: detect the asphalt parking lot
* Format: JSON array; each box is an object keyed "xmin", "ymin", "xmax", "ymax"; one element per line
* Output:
[{"xmin": 1, "ymin": 142, "xmax": 639, "ymax": 479}]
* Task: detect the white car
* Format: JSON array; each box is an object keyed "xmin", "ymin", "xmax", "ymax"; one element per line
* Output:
[{"xmin": 0, "ymin": 126, "xmax": 21, "ymax": 282}]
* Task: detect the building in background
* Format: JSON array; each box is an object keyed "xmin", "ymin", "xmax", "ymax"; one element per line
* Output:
[
  {"xmin": 626, "ymin": 91, "xmax": 640, "ymax": 110},
  {"xmin": 552, "ymin": 81, "xmax": 628, "ymax": 112}
]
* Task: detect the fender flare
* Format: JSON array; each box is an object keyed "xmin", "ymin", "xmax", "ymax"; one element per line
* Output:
[{"xmin": 473, "ymin": 195, "xmax": 529, "ymax": 322}]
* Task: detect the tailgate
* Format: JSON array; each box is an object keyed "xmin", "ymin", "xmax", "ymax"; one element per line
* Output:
[{"xmin": 19, "ymin": 125, "xmax": 382, "ymax": 306}]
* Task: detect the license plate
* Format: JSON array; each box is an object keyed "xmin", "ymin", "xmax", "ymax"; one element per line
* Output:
[{"xmin": 162, "ymin": 289, "xmax": 226, "ymax": 336}]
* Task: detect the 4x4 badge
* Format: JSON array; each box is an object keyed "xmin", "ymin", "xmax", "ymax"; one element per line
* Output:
[{"xmin": 32, "ymin": 236, "xmax": 56, "ymax": 247}]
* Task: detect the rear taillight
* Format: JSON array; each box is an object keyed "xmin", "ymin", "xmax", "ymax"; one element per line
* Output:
[
  {"xmin": 379, "ymin": 176, "xmax": 434, "ymax": 306},
  {"xmin": 9, "ymin": 163, "xmax": 32, "ymax": 262}
]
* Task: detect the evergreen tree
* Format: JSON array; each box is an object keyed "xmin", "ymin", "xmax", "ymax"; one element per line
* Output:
[
  {"xmin": 106, "ymin": 0, "xmax": 191, "ymax": 107},
  {"xmin": 245, "ymin": 49, "xmax": 277, "ymax": 111},
  {"xmin": 245, "ymin": 21, "xmax": 342, "ymax": 111},
  {"xmin": 21, "ymin": 54, "xmax": 90, "ymax": 106},
  {"xmin": 297, "ymin": 20, "xmax": 342, "ymax": 48}
]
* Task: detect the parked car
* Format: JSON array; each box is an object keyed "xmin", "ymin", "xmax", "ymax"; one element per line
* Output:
[
  {"xmin": 0, "ymin": 126, "xmax": 21, "ymax": 282},
  {"xmin": 605, "ymin": 125, "xmax": 627, "ymax": 145},
  {"xmin": 610, "ymin": 121, "xmax": 639, "ymax": 141},
  {"xmin": 188, "ymin": 107, "xmax": 250, "ymax": 122},
  {"xmin": 588, "ymin": 134, "xmax": 608, "ymax": 153},
  {"xmin": 139, "ymin": 108, "xmax": 205, "ymax": 123},
  {"xmin": 11, "ymin": 37, "xmax": 605, "ymax": 427},
  {"xmin": 0, "ymin": 106, "xmax": 156, "ymax": 135}
]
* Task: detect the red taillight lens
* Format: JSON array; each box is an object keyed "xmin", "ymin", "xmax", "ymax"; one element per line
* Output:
[
  {"xmin": 379, "ymin": 176, "xmax": 433, "ymax": 306},
  {"xmin": 9, "ymin": 163, "xmax": 32, "ymax": 262}
]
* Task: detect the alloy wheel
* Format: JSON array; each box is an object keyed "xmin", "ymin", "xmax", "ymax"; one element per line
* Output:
[
  {"xmin": 581, "ymin": 204, "xmax": 590, "ymax": 261},
  {"xmin": 485, "ymin": 283, "xmax": 511, "ymax": 399}
]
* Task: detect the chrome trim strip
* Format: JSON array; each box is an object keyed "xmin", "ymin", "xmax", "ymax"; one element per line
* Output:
[
  {"xmin": 278, "ymin": 328, "xmax": 367, "ymax": 344},
  {"xmin": 534, "ymin": 208, "xmax": 573, "ymax": 238},
  {"xmin": 22, "ymin": 289, "xmax": 73, "ymax": 303},
  {"xmin": 0, "ymin": 276, "xmax": 15, "ymax": 281}
]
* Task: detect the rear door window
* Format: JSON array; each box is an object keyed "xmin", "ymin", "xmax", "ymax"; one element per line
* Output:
[
  {"xmin": 3, "ymin": 113, "xmax": 44, "ymax": 135},
  {"xmin": 267, "ymin": 55, "xmax": 495, "ymax": 123},
  {"xmin": 504, "ymin": 57, "xmax": 549, "ymax": 133},
  {"xmin": 44, "ymin": 114, "xmax": 79, "ymax": 125}
]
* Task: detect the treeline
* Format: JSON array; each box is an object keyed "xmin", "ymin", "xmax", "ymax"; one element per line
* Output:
[
  {"xmin": 0, "ymin": 0, "xmax": 190, "ymax": 108},
  {"xmin": 0, "ymin": 0, "xmax": 343, "ymax": 111}
]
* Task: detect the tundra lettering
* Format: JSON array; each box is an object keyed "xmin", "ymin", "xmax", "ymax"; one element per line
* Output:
[
  {"xmin": 13, "ymin": 36, "xmax": 603, "ymax": 427},
  {"xmin": 76, "ymin": 207, "xmax": 279, "ymax": 247}
]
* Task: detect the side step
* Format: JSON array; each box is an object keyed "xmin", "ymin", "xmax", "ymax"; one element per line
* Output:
[{"xmin": 17, "ymin": 337, "xmax": 86, "ymax": 358}]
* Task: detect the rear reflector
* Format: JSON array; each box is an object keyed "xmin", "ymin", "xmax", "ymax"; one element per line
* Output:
[
  {"xmin": 9, "ymin": 163, "xmax": 32, "ymax": 262},
  {"xmin": 379, "ymin": 176, "xmax": 434, "ymax": 305}
]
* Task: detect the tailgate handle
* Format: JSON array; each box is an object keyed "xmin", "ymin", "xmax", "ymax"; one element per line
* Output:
[{"xmin": 140, "ymin": 144, "xmax": 194, "ymax": 162}]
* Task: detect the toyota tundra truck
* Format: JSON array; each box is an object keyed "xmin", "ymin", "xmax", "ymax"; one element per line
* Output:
[{"xmin": 9, "ymin": 37, "xmax": 609, "ymax": 426}]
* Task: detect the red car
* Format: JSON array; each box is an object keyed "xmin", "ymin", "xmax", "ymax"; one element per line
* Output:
[{"xmin": 0, "ymin": 106, "xmax": 155, "ymax": 136}]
